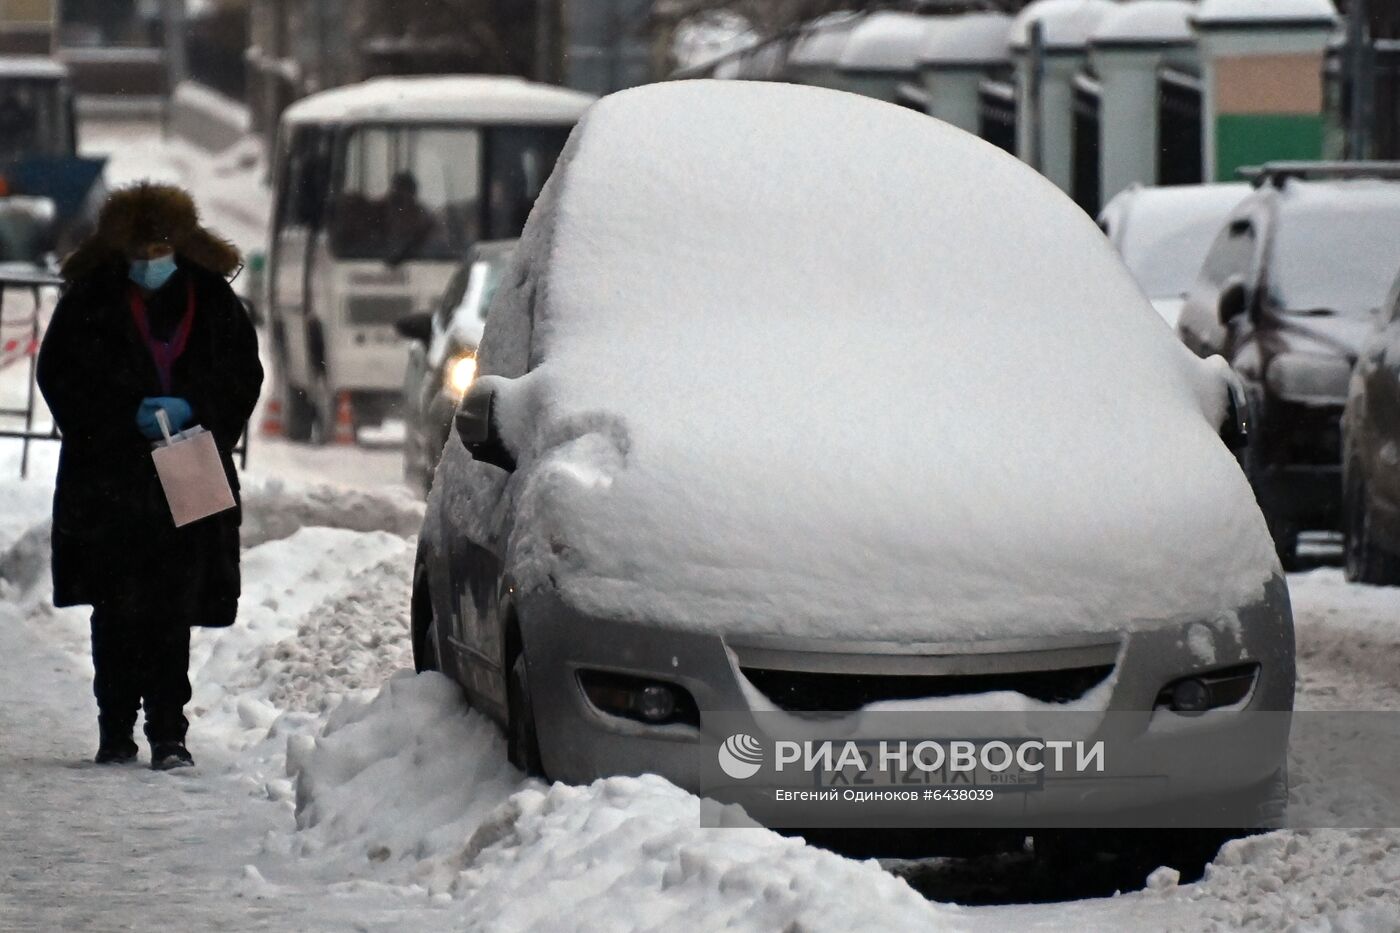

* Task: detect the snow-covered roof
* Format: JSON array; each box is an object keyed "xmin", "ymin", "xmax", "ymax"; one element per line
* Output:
[
  {"xmin": 837, "ymin": 12, "xmax": 935, "ymax": 72},
  {"xmin": 1010, "ymin": 0, "xmax": 1118, "ymax": 52},
  {"xmin": 787, "ymin": 13, "xmax": 860, "ymax": 68},
  {"xmin": 281, "ymin": 76, "xmax": 596, "ymax": 126},
  {"xmin": 1092, "ymin": 1, "xmax": 1195, "ymax": 46},
  {"xmin": 477, "ymin": 79, "xmax": 1276, "ymax": 641},
  {"xmin": 0, "ymin": 56, "xmax": 68, "ymax": 80},
  {"xmin": 920, "ymin": 13, "xmax": 1013, "ymax": 66},
  {"xmin": 1194, "ymin": 0, "xmax": 1337, "ymax": 26}
]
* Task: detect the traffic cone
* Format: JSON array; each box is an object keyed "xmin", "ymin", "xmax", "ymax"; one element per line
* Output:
[
  {"xmin": 333, "ymin": 391, "xmax": 356, "ymax": 445},
  {"xmin": 260, "ymin": 398, "xmax": 284, "ymax": 437}
]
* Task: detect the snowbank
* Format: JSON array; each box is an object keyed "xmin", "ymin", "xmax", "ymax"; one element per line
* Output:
[
  {"xmin": 289, "ymin": 671, "xmax": 963, "ymax": 930},
  {"xmin": 478, "ymin": 79, "xmax": 1277, "ymax": 642}
]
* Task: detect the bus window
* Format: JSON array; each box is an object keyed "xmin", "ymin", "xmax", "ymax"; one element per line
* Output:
[
  {"xmin": 329, "ymin": 125, "xmax": 482, "ymax": 263},
  {"xmin": 484, "ymin": 125, "xmax": 572, "ymax": 240}
]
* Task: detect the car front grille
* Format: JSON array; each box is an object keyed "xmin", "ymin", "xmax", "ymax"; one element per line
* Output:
[{"xmin": 739, "ymin": 664, "xmax": 1115, "ymax": 713}]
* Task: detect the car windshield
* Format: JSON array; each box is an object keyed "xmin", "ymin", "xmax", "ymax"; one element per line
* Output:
[
  {"xmin": 327, "ymin": 123, "xmax": 570, "ymax": 263},
  {"xmin": 1272, "ymin": 196, "xmax": 1400, "ymax": 316}
]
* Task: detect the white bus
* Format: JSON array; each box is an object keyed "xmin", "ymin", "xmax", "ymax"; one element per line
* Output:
[{"xmin": 265, "ymin": 76, "xmax": 593, "ymax": 441}]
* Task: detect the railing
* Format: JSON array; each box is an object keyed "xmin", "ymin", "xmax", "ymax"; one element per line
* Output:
[{"xmin": 0, "ymin": 266, "xmax": 249, "ymax": 478}]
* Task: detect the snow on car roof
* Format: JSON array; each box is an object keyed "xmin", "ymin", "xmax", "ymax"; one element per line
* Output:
[
  {"xmin": 1091, "ymin": 1, "xmax": 1195, "ymax": 45},
  {"xmin": 479, "ymin": 79, "xmax": 1276, "ymax": 641},
  {"xmin": 281, "ymin": 76, "xmax": 595, "ymax": 126},
  {"xmin": 0, "ymin": 56, "xmax": 68, "ymax": 80},
  {"xmin": 920, "ymin": 13, "xmax": 1013, "ymax": 66},
  {"xmin": 1101, "ymin": 183, "xmax": 1251, "ymax": 299},
  {"xmin": 837, "ymin": 12, "xmax": 935, "ymax": 72},
  {"xmin": 1194, "ymin": 0, "xmax": 1337, "ymax": 26},
  {"xmin": 1010, "ymin": 0, "xmax": 1118, "ymax": 51}
]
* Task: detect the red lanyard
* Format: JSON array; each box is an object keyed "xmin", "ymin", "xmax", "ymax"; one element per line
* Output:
[{"xmin": 129, "ymin": 280, "xmax": 196, "ymax": 395}]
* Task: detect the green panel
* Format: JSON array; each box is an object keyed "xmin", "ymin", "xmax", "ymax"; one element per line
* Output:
[{"xmin": 1214, "ymin": 114, "xmax": 1326, "ymax": 182}]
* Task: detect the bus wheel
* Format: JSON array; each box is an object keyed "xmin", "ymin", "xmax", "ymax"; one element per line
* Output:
[{"xmin": 281, "ymin": 378, "xmax": 316, "ymax": 442}]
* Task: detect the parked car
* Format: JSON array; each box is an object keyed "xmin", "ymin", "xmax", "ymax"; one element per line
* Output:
[
  {"xmin": 412, "ymin": 82, "xmax": 1291, "ymax": 846},
  {"xmin": 397, "ymin": 239, "xmax": 516, "ymax": 495},
  {"xmin": 1342, "ymin": 267, "xmax": 1400, "ymax": 584},
  {"xmin": 1098, "ymin": 183, "xmax": 1250, "ymax": 329},
  {"xmin": 1177, "ymin": 163, "xmax": 1400, "ymax": 566}
]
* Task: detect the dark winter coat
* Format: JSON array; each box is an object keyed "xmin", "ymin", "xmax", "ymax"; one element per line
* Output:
[{"xmin": 37, "ymin": 184, "xmax": 262, "ymax": 626}]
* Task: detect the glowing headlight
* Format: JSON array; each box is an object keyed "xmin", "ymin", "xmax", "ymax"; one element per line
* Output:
[{"xmin": 445, "ymin": 353, "xmax": 478, "ymax": 397}]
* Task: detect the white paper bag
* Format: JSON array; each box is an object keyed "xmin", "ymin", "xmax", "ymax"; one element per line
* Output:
[{"xmin": 151, "ymin": 409, "xmax": 237, "ymax": 528}]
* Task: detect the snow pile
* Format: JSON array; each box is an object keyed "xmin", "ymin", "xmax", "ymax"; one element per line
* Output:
[
  {"xmin": 477, "ymin": 79, "xmax": 1277, "ymax": 642},
  {"xmin": 1179, "ymin": 831, "xmax": 1400, "ymax": 930},
  {"xmin": 240, "ymin": 478, "xmax": 425, "ymax": 548},
  {"xmin": 188, "ymin": 527, "xmax": 413, "ymax": 743},
  {"xmin": 287, "ymin": 672, "xmax": 522, "ymax": 892},
  {"xmin": 452, "ymin": 777, "xmax": 959, "ymax": 931},
  {"xmin": 289, "ymin": 672, "xmax": 963, "ymax": 930}
]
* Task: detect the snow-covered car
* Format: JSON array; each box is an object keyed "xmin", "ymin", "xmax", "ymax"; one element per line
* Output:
[
  {"xmin": 1098, "ymin": 183, "xmax": 1250, "ymax": 329},
  {"xmin": 1177, "ymin": 163, "xmax": 1400, "ymax": 566},
  {"xmin": 412, "ymin": 81, "xmax": 1292, "ymax": 834},
  {"xmin": 396, "ymin": 239, "xmax": 516, "ymax": 496},
  {"xmin": 1342, "ymin": 265, "xmax": 1400, "ymax": 585}
]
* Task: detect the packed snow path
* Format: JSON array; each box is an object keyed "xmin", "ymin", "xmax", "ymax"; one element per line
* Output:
[{"xmin": 0, "ymin": 601, "xmax": 458, "ymax": 933}]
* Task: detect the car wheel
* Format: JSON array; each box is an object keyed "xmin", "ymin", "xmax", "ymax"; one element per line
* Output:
[
  {"xmin": 1345, "ymin": 473, "xmax": 1400, "ymax": 586},
  {"xmin": 411, "ymin": 572, "xmax": 441, "ymax": 673},
  {"xmin": 507, "ymin": 652, "xmax": 546, "ymax": 778}
]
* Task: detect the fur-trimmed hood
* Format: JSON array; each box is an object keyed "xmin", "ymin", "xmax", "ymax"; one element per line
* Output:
[{"xmin": 61, "ymin": 182, "xmax": 242, "ymax": 282}]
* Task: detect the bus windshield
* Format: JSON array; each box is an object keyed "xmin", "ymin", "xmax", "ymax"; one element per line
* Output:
[{"xmin": 327, "ymin": 123, "xmax": 571, "ymax": 263}]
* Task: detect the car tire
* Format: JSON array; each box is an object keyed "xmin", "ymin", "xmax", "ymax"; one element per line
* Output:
[
  {"xmin": 412, "ymin": 578, "xmax": 441, "ymax": 674},
  {"xmin": 507, "ymin": 652, "xmax": 546, "ymax": 778},
  {"xmin": 1345, "ymin": 473, "xmax": 1400, "ymax": 586}
]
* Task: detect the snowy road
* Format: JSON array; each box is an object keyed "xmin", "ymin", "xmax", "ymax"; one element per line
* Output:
[{"xmin": 2, "ymin": 118, "xmax": 1400, "ymax": 931}]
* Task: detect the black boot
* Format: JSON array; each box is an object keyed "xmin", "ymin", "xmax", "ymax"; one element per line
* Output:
[
  {"xmin": 95, "ymin": 725, "xmax": 139, "ymax": 765},
  {"xmin": 150, "ymin": 741, "xmax": 194, "ymax": 771}
]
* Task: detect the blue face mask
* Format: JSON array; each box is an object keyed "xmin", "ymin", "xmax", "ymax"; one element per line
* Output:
[{"xmin": 129, "ymin": 254, "xmax": 178, "ymax": 291}]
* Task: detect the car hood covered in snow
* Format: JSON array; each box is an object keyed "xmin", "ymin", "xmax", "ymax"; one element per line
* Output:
[{"xmin": 477, "ymin": 80, "xmax": 1279, "ymax": 643}]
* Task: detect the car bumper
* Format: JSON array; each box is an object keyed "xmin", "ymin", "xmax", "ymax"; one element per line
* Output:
[{"xmin": 517, "ymin": 578, "xmax": 1294, "ymax": 828}]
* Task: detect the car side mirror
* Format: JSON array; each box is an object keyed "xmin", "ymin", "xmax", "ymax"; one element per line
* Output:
[
  {"xmin": 454, "ymin": 385, "xmax": 516, "ymax": 472},
  {"xmin": 1218, "ymin": 280, "xmax": 1251, "ymax": 326},
  {"xmin": 1221, "ymin": 374, "xmax": 1250, "ymax": 453},
  {"xmin": 395, "ymin": 311, "xmax": 433, "ymax": 344}
]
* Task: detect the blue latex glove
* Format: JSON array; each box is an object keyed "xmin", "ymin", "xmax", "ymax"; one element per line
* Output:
[{"xmin": 136, "ymin": 397, "xmax": 194, "ymax": 440}]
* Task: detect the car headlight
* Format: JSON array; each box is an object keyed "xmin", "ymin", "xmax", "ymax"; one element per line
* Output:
[
  {"xmin": 1265, "ymin": 352, "xmax": 1351, "ymax": 405},
  {"xmin": 445, "ymin": 352, "xmax": 478, "ymax": 397}
]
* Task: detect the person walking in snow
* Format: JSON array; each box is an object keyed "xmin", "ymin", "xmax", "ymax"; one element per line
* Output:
[{"xmin": 37, "ymin": 182, "xmax": 262, "ymax": 770}]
